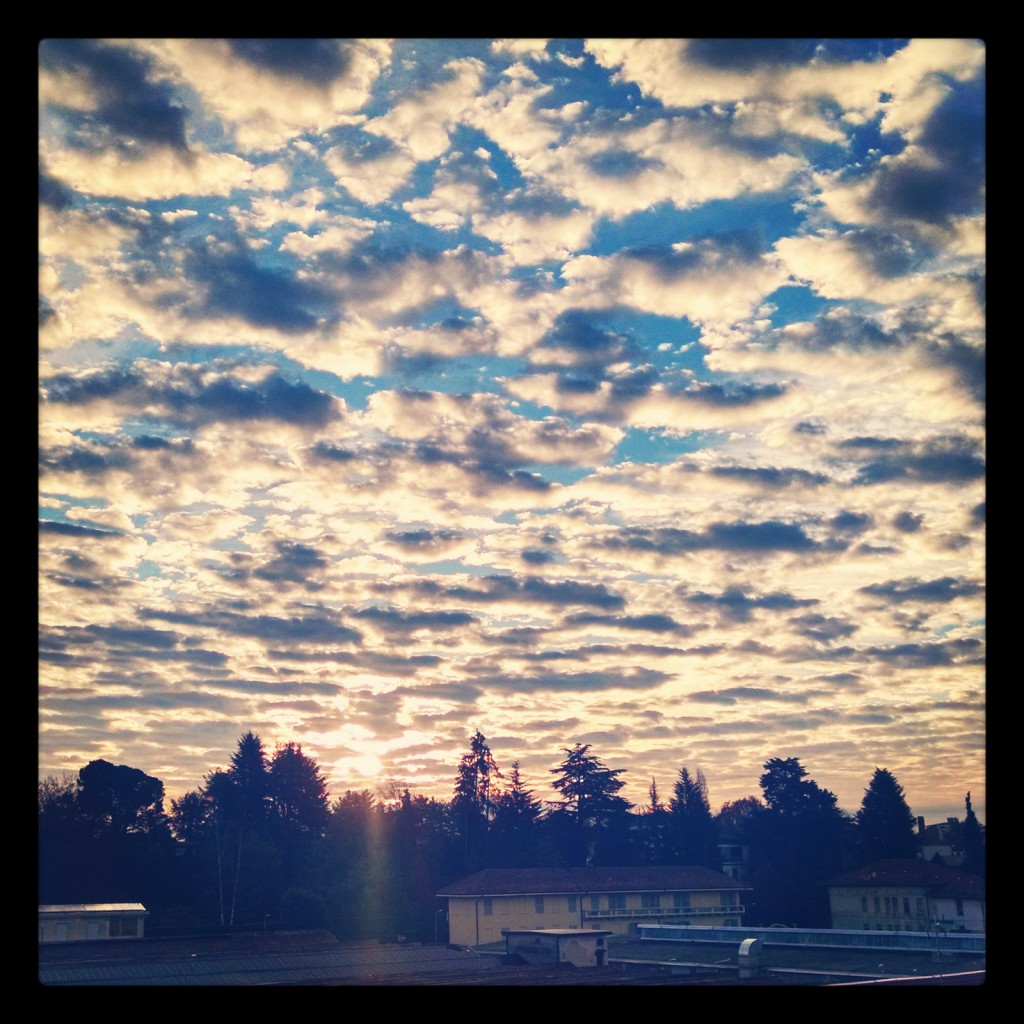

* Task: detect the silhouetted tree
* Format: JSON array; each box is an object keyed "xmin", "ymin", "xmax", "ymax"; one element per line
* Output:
[
  {"xmin": 754, "ymin": 757, "xmax": 851, "ymax": 926},
  {"xmin": 634, "ymin": 777, "xmax": 672, "ymax": 865},
  {"xmin": 549, "ymin": 744, "xmax": 631, "ymax": 866},
  {"xmin": 268, "ymin": 742, "xmax": 329, "ymax": 837},
  {"xmin": 491, "ymin": 761, "xmax": 543, "ymax": 867},
  {"xmin": 77, "ymin": 759, "xmax": 164, "ymax": 837},
  {"xmin": 670, "ymin": 766, "xmax": 716, "ymax": 867},
  {"xmin": 854, "ymin": 768, "xmax": 916, "ymax": 863},
  {"xmin": 451, "ymin": 731, "xmax": 502, "ymax": 871},
  {"xmin": 961, "ymin": 790, "xmax": 985, "ymax": 877}
]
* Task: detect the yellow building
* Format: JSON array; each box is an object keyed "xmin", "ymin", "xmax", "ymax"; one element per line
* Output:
[
  {"xmin": 828, "ymin": 860, "xmax": 985, "ymax": 933},
  {"xmin": 438, "ymin": 866, "xmax": 750, "ymax": 947},
  {"xmin": 38, "ymin": 903, "xmax": 149, "ymax": 943}
]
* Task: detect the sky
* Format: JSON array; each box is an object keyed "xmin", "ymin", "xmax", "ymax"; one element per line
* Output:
[{"xmin": 39, "ymin": 39, "xmax": 985, "ymax": 825}]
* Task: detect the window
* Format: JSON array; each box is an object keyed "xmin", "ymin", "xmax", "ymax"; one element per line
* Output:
[
  {"xmin": 590, "ymin": 895, "xmax": 600, "ymax": 912},
  {"xmin": 673, "ymin": 892, "xmax": 690, "ymax": 909},
  {"xmin": 108, "ymin": 917, "xmax": 138, "ymax": 937},
  {"xmin": 916, "ymin": 897, "xmax": 925, "ymax": 916},
  {"xmin": 861, "ymin": 896, "xmax": 868, "ymax": 912},
  {"xmin": 903, "ymin": 897, "xmax": 910, "ymax": 915},
  {"xmin": 874, "ymin": 897, "xmax": 881, "ymax": 913},
  {"xmin": 608, "ymin": 894, "xmax": 626, "ymax": 911},
  {"xmin": 955, "ymin": 899, "xmax": 964, "ymax": 917},
  {"xmin": 483, "ymin": 898, "xmax": 493, "ymax": 917},
  {"xmin": 534, "ymin": 896, "xmax": 544, "ymax": 914},
  {"xmin": 641, "ymin": 893, "xmax": 660, "ymax": 910},
  {"xmin": 567, "ymin": 895, "xmax": 577, "ymax": 912}
]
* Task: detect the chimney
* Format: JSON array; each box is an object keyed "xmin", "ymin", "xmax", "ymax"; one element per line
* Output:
[{"xmin": 917, "ymin": 816, "xmax": 925, "ymax": 835}]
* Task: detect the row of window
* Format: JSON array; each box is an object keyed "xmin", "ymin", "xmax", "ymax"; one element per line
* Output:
[
  {"xmin": 860, "ymin": 896, "xmax": 927, "ymax": 917},
  {"xmin": 858, "ymin": 895, "xmax": 965, "ymax": 918},
  {"xmin": 482, "ymin": 892, "xmax": 713, "ymax": 916}
]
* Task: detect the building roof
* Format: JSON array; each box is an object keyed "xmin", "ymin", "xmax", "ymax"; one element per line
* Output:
[
  {"xmin": 828, "ymin": 860, "xmax": 985, "ymax": 900},
  {"xmin": 38, "ymin": 934, "xmax": 505, "ymax": 986},
  {"xmin": 39, "ymin": 903, "xmax": 147, "ymax": 915},
  {"xmin": 438, "ymin": 866, "xmax": 748, "ymax": 897}
]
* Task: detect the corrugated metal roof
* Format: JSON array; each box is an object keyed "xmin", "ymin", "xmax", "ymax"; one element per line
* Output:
[
  {"xmin": 38, "ymin": 941, "xmax": 504, "ymax": 986},
  {"xmin": 39, "ymin": 903, "xmax": 147, "ymax": 915},
  {"xmin": 438, "ymin": 866, "xmax": 749, "ymax": 897}
]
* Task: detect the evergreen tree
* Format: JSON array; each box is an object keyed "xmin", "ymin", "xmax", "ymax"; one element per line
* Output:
[
  {"xmin": 669, "ymin": 766, "xmax": 716, "ymax": 867},
  {"xmin": 549, "ymin": 744, "xmax": 631, "ymax": 867},
  {"xmin": 451, "ymin": 731, "xmax": 502, "ymax": 871},
  {"xmin": 854, "ymin": 768, "xmax": 916, "ymax": 863},
  {"xmin": 491, "ymin": 761, "xmax": 543, "ymax": 866},
  {"xmin": 268, "ymin": 742, "xmax": 329, "ymax": 837},
  {"xmin": 755, "ymin": 757, "xmax": 851, "ymax": 926},
  {"xmin": 961, "ymin": 790, "xmax": 985, "ymax": 876}
]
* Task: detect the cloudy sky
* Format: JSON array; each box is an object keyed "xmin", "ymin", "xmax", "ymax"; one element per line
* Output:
[{"xmin": 39, "ymin": 39, "xmax": 985, "ymax": 823}]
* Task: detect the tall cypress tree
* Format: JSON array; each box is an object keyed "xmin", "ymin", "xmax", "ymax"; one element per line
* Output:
[{"xmin": 855, "ymin": 767, "xmax": 916, "ymax": 863}]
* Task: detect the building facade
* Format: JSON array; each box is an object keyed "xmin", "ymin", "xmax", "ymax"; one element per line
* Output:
[
  {"xmin": 39, "ymin": 903, "xmax": 149, "ymax": 943},
  {"xmin": 828, "ymin": 860, "xmax": 985, "ymax": 933},
  {"xmin": 438, "ymin": 866, "xmax": 750, "ymax": 947}
]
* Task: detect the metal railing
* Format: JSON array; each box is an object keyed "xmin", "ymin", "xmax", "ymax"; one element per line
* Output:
[{"xmin": 584, "ymin": 906, "xmax": 744, "ymax": 920}]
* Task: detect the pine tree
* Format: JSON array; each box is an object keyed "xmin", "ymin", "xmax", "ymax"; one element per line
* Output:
[
  {"xmin": 961, "ymin": 790, "xmax": 985, "ymax": 876},
  {"xmin": 670, "ymin": 766, "xmax": 716, "ymax": 867},
  {"xmin": 854, "ymin": 767, "xmax": 916, "ymax": 863}
]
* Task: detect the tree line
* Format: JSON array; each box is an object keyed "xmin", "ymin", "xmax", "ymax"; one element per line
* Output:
[{"xmin": 38, "ymin": 730, "xmax": 984, "ymax": 939}]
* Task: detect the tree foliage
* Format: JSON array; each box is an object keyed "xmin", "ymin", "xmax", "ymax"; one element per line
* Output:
[
  {"xmin": 855, "ymin": 768, "xmax": 916, "ymax": 863},
  {"xmin": 961, "ymin": 790, "xmax": 985, "ymax": 876},
  {"xmin": 268, "ymin": 742, "xmax": 330, "ymax": 837},
  {"xmin": 670, "ymin": 766, "xmax": 716, "ymax": 867},
  {"xmin": 550, "ymin": 743, "xmax": 631, "ymax": 827},
  {"xmin": 77, "ymin": 759, "xmax": 165, "ymax": 836}
]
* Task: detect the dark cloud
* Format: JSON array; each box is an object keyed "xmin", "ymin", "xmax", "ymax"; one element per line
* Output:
[
  {"xmin": 253, "ymin": 541, "xmax": 328, "ymax": 589},
  {"xmin": 689, "ymin": 686, "xmax": 808, "ymax": 704},
  {"xmin": 43, "ymin": 363, "xmax": 339, "ymax": 428},
  {"xmin": 521, "ymin": 548, "xmax": 555, "ymax": 565},
  {"xmin": 686, "ymin": 38, "xmax": 822, "ymax": 71},
  {"xmin": 859, "ymin": 576, "xmax": 983, "ymax": 603},
  {"xmin": 970, "ymin": 502, "xmax": 985, "ymax": 525},
  {"xmin": 384, "ymin": 528, "xmax": 463, "ymax": 550},
  {"xmin": 395, "ymin": 574, "xmax": 626, "ymax": 611},
  {"xmin": 789, "ymin": 613, "xmax": 859, "ymax": 643},
  {"xmin": 862, "ymin": 637, "xmax": 983, "ymax": 667},
  {"xmin": 680, "ymin": 586, "xmax": 818, "ymax": 623},
  {"xmin": 351, "ymin": 607, "xmax": 477, "ymax": 634},
  {"xmin": 39, "ymin": 167, "xmax": 76, "ymax": 210},
  {"xmin": 390, "ymin": 681, "xmax": 482, "ymax": 703},
  {"xmin": 39, "ymin": 444, "xmax": 132, "ymax": 477},
  {"xmin": 791, "ymin": 309, "xmax": 899, "ymax": 352},
  {"xmin": 838, "ymin": 435, "xmax": 902, "ymax": 450},
  {"xmin": 794, "ymin": 420, "xmax": 827, "ymax": 435},
  {"xmin": 831, "ymin": 510, "xmax": 873, "ymax": 534},
  {"xmin": 471, "ymin": 667, "xmax": 671, "ymax": 693},
  {"xmin": 924, "ymin": 336, "xmax": 985, "ymax": 403},
  {"xmin": 310, "ymin": 441, "xmax": 357, "ymax": 462},
  {"xmin": 866, "ymin": 76, "xmax": 985, "ymax": 226},
  {"xmin": 893, "ymin": 511, "xmax": 924, "ymax": 533},
  {"xmin": 226, "ymin": 39, "xmax": 353, "ymax": 86},
  {"xmin": 40, "ymin": 39, "xmax": 189, "ymax": 155},
  {"xmin": 587, "ymin": 149, "xmax": 661, "ymax": 179},
  {"xmin": 625, "ymin": 230, "xmax": 765, "ymax": 277},
  {"xmin": 851, "ymin": 435, "xmax": 985, "ymax": 485},
  {"xmin": 599, "ymin": 519, "xmax": 819, "ymax": 555},
  {"xmin": 711, "ymin": 465, "xmax": 828, "ymax": 487},
  {"xmin": 39, "ymin": 519, "xmax": 120, "ymax": 538},
  {"xmin": 139, "ymin": 606, "xmax": 362, "ymax": 645},
  {"xmin": 183, "ymin": 239, "xmax": 336, "ymax": 332},
  {"xmin": 563, "ymin": 612, "xmax": 690, "ymax": 634}
]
